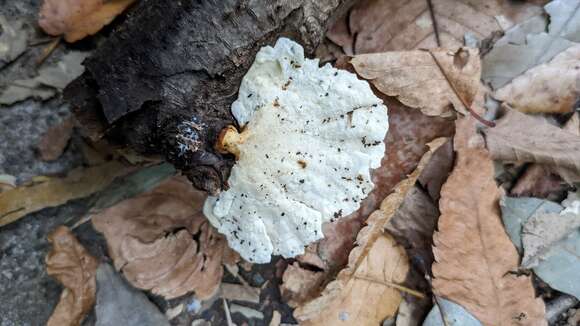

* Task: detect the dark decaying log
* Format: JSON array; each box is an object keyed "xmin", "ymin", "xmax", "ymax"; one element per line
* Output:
[{"xmin": 65, "ymin": 0, "xmax": 351, "ymax": 194}]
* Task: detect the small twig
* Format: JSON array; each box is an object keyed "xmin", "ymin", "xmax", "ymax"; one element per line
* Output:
[
  {"xmin": 71, "ymin": 213, "xmax": 93, "ymax": 229},
  {"xmin": 29, "ymin": 38, "xmax": 58, "ymax": 46},
  {"xmin": 222, "ymin": 298, "xmax": 235, "ymax": 326},
  {"xmin": 353, "ymin": 275, "xmax": 426, "ymax": 299},
  {"xmin": 423, "ymin": 272, "xmax": 450, "ymax": 326},
  {"xmin": 426, "ymin": 0, "xmax": 441, "ymax": 47},
  {"xmin": 36, "ymin": 37, "xmax": 60, "ymax": 66},
  {"xmin": 426, "ymin": 49, "xmax": 496, "ymax": 127}
]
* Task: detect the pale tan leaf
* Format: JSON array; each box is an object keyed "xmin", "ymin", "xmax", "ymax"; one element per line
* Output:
[
  {"xmin": 495, "ymin": 44, "xmax": 580, "ymax": 114},
  {"xmin": 293, "ymin": 139, "xmax": 445, "ymax": 325},
  {"xmin": 0, "ymin": 161, "xmax": 132, "ymax": 227},
  {"xmin": 0, "ymin": 174, "xmax": 16, "ymax": 193},
  {"xmin": 46, "ymin": 226, "xmax": 99, "ymax": 326},
  {"xmin": 39, "ymin": 0, "xmax": 136, "ymax": 42},
  {"xmin": 482, "ymin": 109, "xmax": 580, "ymax": 172},
  {"xmin": 327, "ymin": 0, "xmax": 544, "ymax": 54},
  {"xmin": 92, "ymin": 176, "xmax": 235, "ymax": 300},
  {"xmin": 38, "ymin": 117, "xmax": 75, "ymax": 161},
  {"xmin": 432, "ymin": 117, "xmax": 546, "ymax": 326},
  {"xmin": 219, "ymin": 283, "xmax": 261, "ymax": 304},
  {"xmin": 351, "ymin": 48, "xmax": 481, "ymax": 117}
]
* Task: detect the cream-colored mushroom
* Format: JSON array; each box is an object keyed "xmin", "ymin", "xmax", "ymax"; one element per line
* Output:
[{"xmin": 204, "ymin": 38, "xmax": 389, "ymax": 263}]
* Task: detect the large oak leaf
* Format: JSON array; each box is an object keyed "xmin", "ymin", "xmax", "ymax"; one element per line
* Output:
[{"xmin": 432, "ymin": 117, "xmax": 546, "ymax": 325}]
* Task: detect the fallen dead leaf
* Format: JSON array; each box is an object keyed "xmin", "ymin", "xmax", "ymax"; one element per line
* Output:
[
  {"xmin": 482, "ymin": 109, "xmax": 580, "ymax": 174},
  {"xmin": 351, "ymin": 47, "xmax": 481, "ymax": 117},
  {"xmin": 500, "ymin": 196, "xmax": 563, "ymax": 253},
  {"xmin": 509, "ymin": 113, "xmax": 579, "ymax": 198},
  {"xmin": 229, "ymin": 304, "xmax": 264, "ymax": 320},
  {"xmin": 293, "ymin": 139, "xmax": 445, "ymax": 325},
  {"xmin": 280, "ymin": 262, "xmax": 326, "ymax": 308},
  {"xmin": 510, "ymin": 164, "xmax": 567, "ymax": 200},
  {"xmin": 219, "ymin": 283, "xmax": 261, "ymax": 304},
  {"xmin": 0, "ymin": 51, "xmax": 89, "ymax": 105},
  {"xmin": 0, "ymin": 15, "xmax": 28, "ymax": 68},
  {"xmin": 0, "ymin": 160, "xmax": 132, "ymax": 227},
  {"xmin": 385, "ymin": 185, "xmax": 439, "ymax": 273},
  {"xmin": 39, "ymin": 0, "xmax": 137, "ymax": 42},
  {"xmin": 417, "ymin": 139, "xmax": 454, "ymax": 202},
  {"xmin": 432, "ymin": 116, "xmax": 546, "ymax": 326},
  {"xmin": 482, "ymin": 0, "xmax": 580, "ymax": 89},
  {"xmin": 521, "ymin": 198, "xmax": 580, "ymax": 269},
  {"xmin": 269, "ymin": 310, "xmax": 282, "ymax": 326},
  {"xmin": 0, "ymin": 174, "xmax": 16, "ymax": 193},
  {"xmin": 553, "ymin": 112, "xmax": 580, "ymax": 183},
  {"xmin": 38, "ymin": 117, "xmax": 75, "ymax": 161},
  {"xmin": 327, "ymin": 0, "xmax": 544, "ymax": 54},
  {"xmin": 165, "ymin": 304, "xmax": 184, "ymax": 320},
  {"xmin": 95, "ymin": 263, "xmax": 170, "ymax": 326},
  {"xmin": 495, "ymin": 44, "xmax": 580, "ymax": 114},
  {"xmin": 92, "ymin": 176, "xmax": 235, "ymax": 300},
  {"xmin": 46, "ymin": 226, "xmax": 99, "ymax": 326}
]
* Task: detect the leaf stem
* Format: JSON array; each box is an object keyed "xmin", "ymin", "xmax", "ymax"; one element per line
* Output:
[{"xmin": 426, "ymin": 49, "xmax": 496, "ymax": 127}]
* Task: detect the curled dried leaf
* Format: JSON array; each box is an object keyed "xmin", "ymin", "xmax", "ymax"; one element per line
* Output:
[
  {"xmin": 92, "ymin": 176, "xmax": 235, "ymax": 300},
  {"xmin": 39, "ymin": 0, "xmax": 136, "ymax": 42},
  {"xmin": 46, "ymin": 226, "xmax": 99, "ymax": 326},
  {"xmin": 0, "ymin": 161, "xmax": 132, "ymax": 227},
  {"xmin": 351, "ymin": 47, "xmax": 481, "ymax": 117}
]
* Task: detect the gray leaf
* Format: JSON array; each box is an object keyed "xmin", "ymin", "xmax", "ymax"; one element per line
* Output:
[
  {"xmin": 422, "ymin": 298, "xmax": 482, "ymax": 326},
  {"xmin": 95, "ymin": 263, "xmax": 170, "ymax": 326}
]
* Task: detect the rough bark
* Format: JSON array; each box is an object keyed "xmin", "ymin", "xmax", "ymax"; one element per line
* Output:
[{"xmin": 65, "ymin": 0, "xmax": 351, "ymax": 194}]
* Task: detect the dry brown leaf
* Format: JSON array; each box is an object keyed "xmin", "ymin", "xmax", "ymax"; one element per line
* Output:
[
  {"xmin": 432, "ymin": 116, "xmax": 546, "ymax": 326},
  {"xmin": 510, "ymin": 164, "xmax": 567, "ymax": 200},
  {"xmin": 482, "ymin": 109, "xmax": 580, "ymax": 173},
  {"xmin": 351, "ymin": 47, "xmax": 481, "ymax": 117},
  {"xmin": 92, "ymin": 176, "xmax": 234, "ymax": 300},
  {"xmin": 38, "ymin": 117, "xmax": 75, "ymax": 161},
  {"xmin": 327, "ymin": 0, "xmax": 544, "ymax": 54},
  {"xmin": 39, "ymin": 0, "xmax": 136, "ymax": 42},
  {"xmin": 281, "ymin": 98, "xmax": 454, "ymax": 304},
  {"xmin": 293, "ymin": 139, "xmax": 445, "ymax": 325},
  {"xmin": 510, "ymin": 113, "xmax": 579, "ymax": 196},
  {"xmin": 219, "ymin": 283, "xmax": 261, "ymax": 304},
  {"xmin": 553, "ymin": 113, "xmax": 580, "ymax": 183},
  {"xmin": 386, "ymin": 185, "xmax": 440, "ymax": 271},
  {"xmin": 46, "ymin": 226, "xmax": 99, "ymax": 326},
  {"xmin": 0, "ymin": 160, "xmax": 132, "ymax": 227},
  {"xmin": 495, "ymin": 44, "xmax": 580, "ymax": 114},
  {"xmin": 280, "ymin": 262, "xmax": 327, "ymax": 308}
]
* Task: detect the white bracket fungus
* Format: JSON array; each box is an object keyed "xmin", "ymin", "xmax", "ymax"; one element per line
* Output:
[{"xmin": 203, "ymin": 38, "xmax": 389, "ymax": 263}]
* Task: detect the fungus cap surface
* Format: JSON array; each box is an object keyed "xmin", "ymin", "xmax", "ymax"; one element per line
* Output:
[{"xmin": 203, "ymin": 38, "xmax": 389, "ymax": 263}]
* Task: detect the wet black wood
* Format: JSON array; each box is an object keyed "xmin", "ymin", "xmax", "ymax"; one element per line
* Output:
[{"xmin": 66, "ymin": 0, "xmax": 350, "ymax": 194}]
